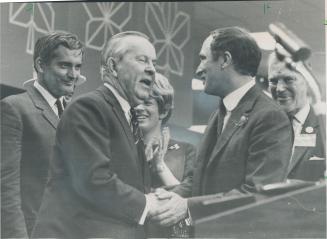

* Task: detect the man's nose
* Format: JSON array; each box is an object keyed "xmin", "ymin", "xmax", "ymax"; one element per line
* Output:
[
  {"xmin": 68, "ymin": 68, "xmax": 79, "ymax": 79},
  {"xmin": 276, "ymin": 79, "xmax": 287, "ymax": 92},
  {"xmin": 145, "ymin": 61, "xmax": 156, "ymax": 75},
  {"xmin": 195, "ymin": 64, "xmax": 204, "ymax": 78},
  {"xmin": 134, "ymin": 104, "xmax": 145, "ymax": 113}
]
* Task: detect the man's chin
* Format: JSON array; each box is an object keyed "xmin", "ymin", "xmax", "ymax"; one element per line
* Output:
[
  {"xmin": 62, "ymin": 89, "xmax": 74, "ymax": 98},
  {"xmin": 280, "ymin": 104, "xmax": 294, "ymax": 114}
]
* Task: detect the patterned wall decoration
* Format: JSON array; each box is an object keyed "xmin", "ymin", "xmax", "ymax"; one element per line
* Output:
[
  {"xmin": 82, "ymin": 2, "xmax": 133, "ymax": 51},
  {"xmin": 8, "ymin": 2, "xmax": 190, "ymax": 78},
  {"xmin": 145, "ymin": 2, "xmax": 190, "ymax": 76},
  {"xmin": 9, "ymin": 3, "xmax": 55, "ymax": 55}
]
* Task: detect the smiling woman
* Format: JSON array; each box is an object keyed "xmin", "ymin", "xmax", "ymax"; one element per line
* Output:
[{"xmin": 135, "ymin": 72, "xmax": 195, "ymax": 238}]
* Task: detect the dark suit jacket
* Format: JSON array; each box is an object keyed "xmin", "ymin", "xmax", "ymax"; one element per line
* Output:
[
  {"xmin": 32, "ymin": 85, "xmax": 151, "ymax": 239},
  {"xmin": 288, "ymin": 107, "xmax": 326, "ymax": 181},
  {"xmin": 151, "ymin": 139, "xmax": 195, "ymax": 197},
  {"xmin": 1, "ymin": 82, "xmax": 58, "ymax": 238},
  {"xmin": 189, "ymin": 86, "xmax": 293, "ymax": 220}
]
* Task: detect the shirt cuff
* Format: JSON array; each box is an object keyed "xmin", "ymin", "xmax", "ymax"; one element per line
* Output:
[{"xmin": 138, "ymin": 194, "xmax": 150, "ymax": 225}]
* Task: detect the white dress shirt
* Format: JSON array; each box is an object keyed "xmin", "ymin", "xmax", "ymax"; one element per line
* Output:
[
  {"xmin": 104, "ymin": 83, "xmax": 149, "ymax": 225},
  {"xmin": 222, "ymin": 79, "xmax": 255, "ymax": 131},
  {"xmin": 289, "ymin": 103, "xmax": 311, "ymax": 165},
  {"xmin": 104, "ymin": 83, "xmax": 132, "ymax": 125},
  {"xmin": 292, "ymin": 103, "xmax": 310, "ymax": 135},
  {"xmin": 34, "ymin": 80, "xmax": 63, "ymax": 118}
]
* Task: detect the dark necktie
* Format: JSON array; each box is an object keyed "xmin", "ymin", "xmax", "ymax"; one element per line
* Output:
[
  {"xmin": 217, "ymin": 100, "xmax": 227, "ymax": 136},
  {"xmin": 199, "ymin": 100, "xmax": 227, "ymax": 195},
  {"xmin": 55, "ymin": 99, "xmax": 64, "ymax": 118},
  {"xmin": 129, "ymin": 107, "xmax": 143, "ymax": 144}
]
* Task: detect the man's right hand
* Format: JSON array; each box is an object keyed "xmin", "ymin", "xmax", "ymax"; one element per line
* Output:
[{"xmin": 146, "ymin": 191, "xmax": 172, "ymax": 218}]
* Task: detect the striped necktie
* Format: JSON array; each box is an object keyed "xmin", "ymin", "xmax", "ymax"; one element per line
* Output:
[{"xmin": 129, "ymin": 107, "xmax": 143, "ymax": 144}]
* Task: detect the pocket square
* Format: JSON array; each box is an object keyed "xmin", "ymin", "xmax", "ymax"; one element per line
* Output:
[{"xmin": 308, "ymin": 156, "xmax": 325, "ymax": 161}]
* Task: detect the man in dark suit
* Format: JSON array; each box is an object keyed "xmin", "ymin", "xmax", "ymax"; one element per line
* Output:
[
  {"xmin": 32, "ymin": 31, "xmax": 164, "ymax": 239},
  {"xmin": 268, "ymin": 52, "xmax": 326, "ymax": 181},
  {"xmin": 1, "ymin": 31, "xmax": 84, "ymax": 237},
  {"xmin": 150, "ymin": 27, "xmax": 293, "ymax": 225}
]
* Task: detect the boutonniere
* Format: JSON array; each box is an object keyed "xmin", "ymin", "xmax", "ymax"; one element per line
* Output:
[
  {"xmin": 168, "ymin": 143, "xmax": 180, "ymax": 150},
  {"xmin": 234, "ymin": 114, "xmax": 249, "ymax": 128}
]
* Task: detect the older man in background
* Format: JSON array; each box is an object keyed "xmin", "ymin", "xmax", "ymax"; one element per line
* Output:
[
  {"xmin": 268, "ymin": 52, "xmax": 326, "ymax": 181},
  {"xmin": 1, "ymin": 31, "xmax": 84, "ymax": 238}
]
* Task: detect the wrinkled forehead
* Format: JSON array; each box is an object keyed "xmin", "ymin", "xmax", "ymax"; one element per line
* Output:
[
  {"xmin": 268, "ymin": 60, "xmax": 302, "ymax": 79},
  {"xmin": 121, "ymin": 36, "xmax": 155, "ymax": 55}
]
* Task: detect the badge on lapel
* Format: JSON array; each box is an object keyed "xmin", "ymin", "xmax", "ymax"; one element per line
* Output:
[
  {"xmin": 305, "ymin": 126, "xmax": 314, "ymax": 134},
  {"xmin": 294, "ymin": 126, "xmax": 316, "ymax": 147},
  {"xmin": 168, "ymin": 143, "xmax": 180, "ymax": 150}
]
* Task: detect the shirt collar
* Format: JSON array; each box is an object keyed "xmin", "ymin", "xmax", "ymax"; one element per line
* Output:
[
  {"xmin": 223, "ymin": 79, "xmax": 255, "ymax": 112},
  {"xmin": 104, "ymin": 83, "xmax": 131, "ymax": 120},
  {"xmin": 34, "ymin": 80, "xmax": 62, "ymax": 107},
  {"xmin": 294, "ymin": 103, "xmax": 310, "ymax": 125}
]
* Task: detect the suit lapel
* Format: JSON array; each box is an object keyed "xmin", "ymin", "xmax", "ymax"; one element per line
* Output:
[
  {"xmin": 99, "ymin": 86, "xmax": 135, "ymax": 149},
  {"xmin": 206, "ymin": 86, "xmax": 259, "ymax": 168},
  {"xmin": 288, "ymin": 107, "xmax": 318, "ymax": 173},
  {"xmin": 193, "ymin": 110, "xmax": 219, "ymax": 195},
  {"xmin": 98, "ymin": 86, "xmax": 151, "ymax": 189},
  {"xmin": 25, "ymin": 83, "xmax": 59, "ymax": 129}
]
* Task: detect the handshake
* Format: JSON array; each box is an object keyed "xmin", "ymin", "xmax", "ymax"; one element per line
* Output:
[{"xmin": 146, "ymin": 188, "xmax": 189, "ymax": 227}]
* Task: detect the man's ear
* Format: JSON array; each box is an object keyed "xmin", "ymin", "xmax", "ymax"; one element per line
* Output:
[
  {"xmin": 220, "ymin": 51, "xmax": 232, "ymax": 69},
  {"xmin": 35, "ymin": 57, "xmax": 44, "ymax": 73},
  {"xmin": 106, "ymin": 57, "xmax": 118, "ymax": 77}
]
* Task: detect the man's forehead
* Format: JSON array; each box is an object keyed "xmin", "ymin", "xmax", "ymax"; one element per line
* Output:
[
  {"xmin": 122, "ymin": 37, "xmax": 155, "ymax": 56},
  {"xmin": 199, "ymin": 35, "xmax": 213, "ymax": 56},
  {"xmin": 269, "ymin": 62, "xmax": 303, "ymax": 79},
  {"xmin": 202, "ymin": 36, "xmax": 213, "ymax": 50},
  {"xmin": 122, "ymin": 36, "xmax": 152, "ymax": 48},
  {"xmin": 53, "ymin": 45, "xmax": 83, "ymax": 58}
]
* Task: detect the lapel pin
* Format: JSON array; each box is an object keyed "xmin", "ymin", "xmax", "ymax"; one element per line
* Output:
[
  {"xmin": 305, "ymin": 126, "xmax": 314, "ymax": 134},
  {"xmin": 235, "ymin": 114, "xmax": 249, "ymax": 128},
  {"xmin": 168, "ymin": 144, "xmax": 180, "ymax": 150}
]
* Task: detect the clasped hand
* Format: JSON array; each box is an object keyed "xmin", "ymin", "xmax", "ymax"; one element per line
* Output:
[{"xmin": 147, "ymin": 188, "xmax": 188, "ymax": 227}]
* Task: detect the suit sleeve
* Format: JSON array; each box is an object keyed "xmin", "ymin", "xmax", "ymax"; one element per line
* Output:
[
  {"xmin": 1, "ymin": 100, "xmax": 28, "ymax": 238},
  {"xmin": 172, "ymin": 143, "xmax": 196, "ymax": 197},
  {"xmin": 55, "ymin": 97, "xmax": 146, "ymax": 224}
]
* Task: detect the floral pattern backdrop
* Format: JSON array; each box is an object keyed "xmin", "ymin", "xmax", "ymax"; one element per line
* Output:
[{"xmin": 1, "ymin": 2, "xmax": 194, "ymax": 126}]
